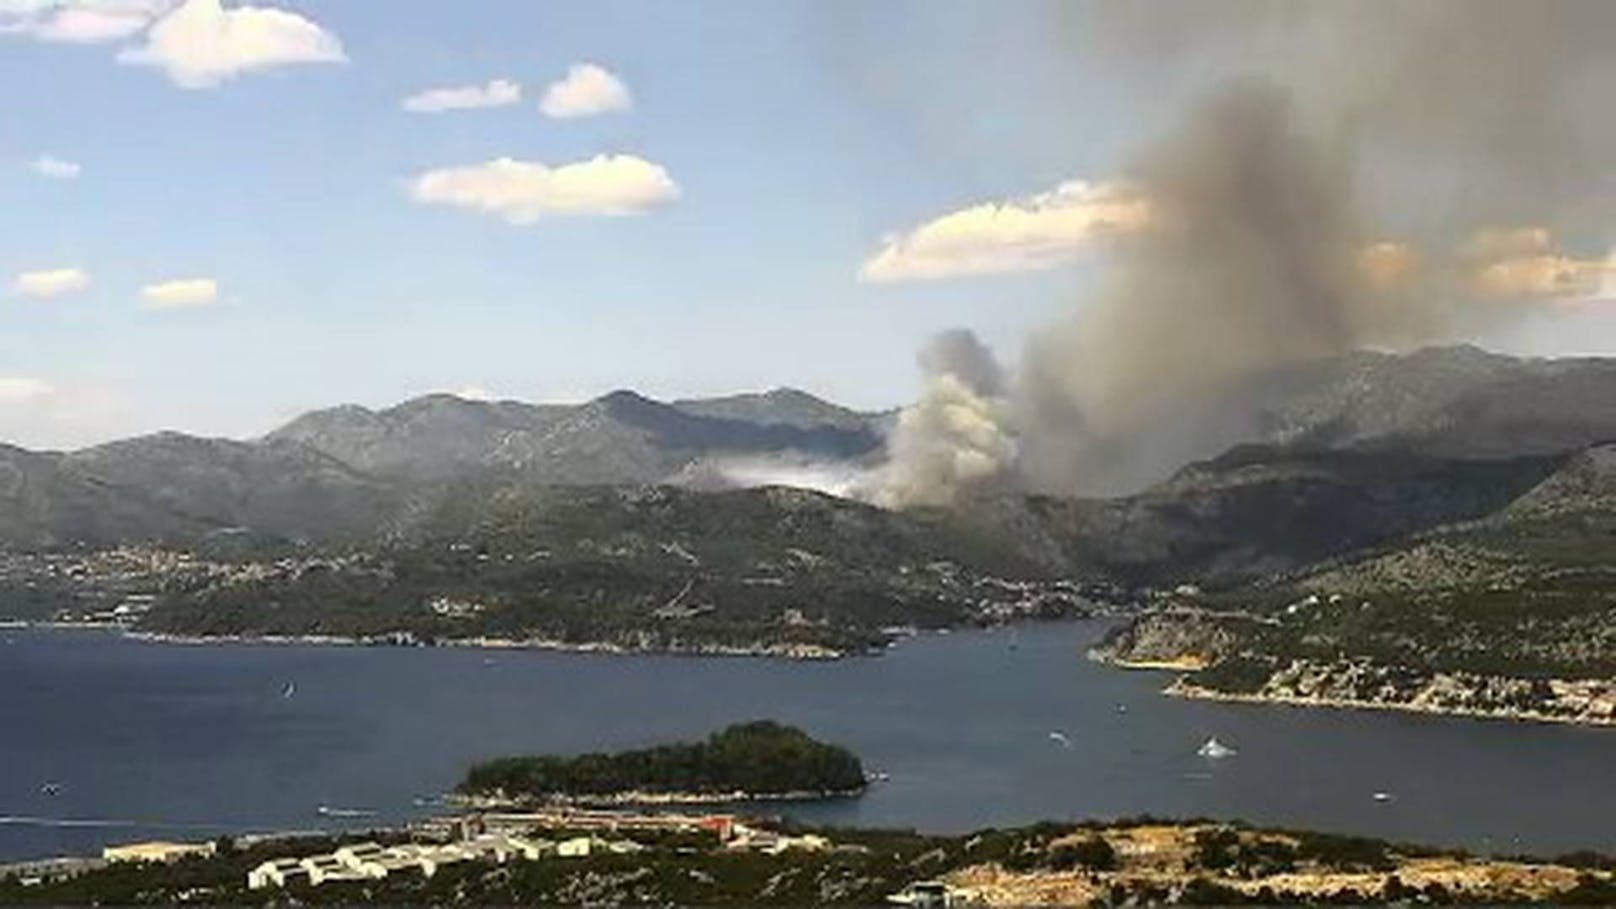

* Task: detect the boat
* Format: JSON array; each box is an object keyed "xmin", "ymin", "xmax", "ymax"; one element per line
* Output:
[
  {"xmin": 1048, "ymin": 731, "xmax": 1072, "ymax": 749},
  {"xmin": 1196, "ymin": 736, "xmax": 1237, "ymax": 759},
  {"xmin": 39, "ymin": 782, "xmax": 61, "ymax": 796},
  {"xmin": 316, "ymin": 805, "xmax": 378, "ymax": 818},
  {"xmin": 1373, "ymin": 791, "xmax": 1394, "ymax": 802},
  {"xmin": 281, "ymin": 681, "xmax": 296, "ymax": 700}
]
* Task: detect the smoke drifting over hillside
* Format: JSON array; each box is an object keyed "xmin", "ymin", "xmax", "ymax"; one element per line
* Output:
[{"xmin": 870, "ymin": 1, "xmax": 1615, "ymax": 505}]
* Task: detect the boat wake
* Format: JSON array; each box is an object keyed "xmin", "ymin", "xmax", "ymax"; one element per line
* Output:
[{"xmin": 0, "ymin": 815, "xmax": 138, "ymax": 829}]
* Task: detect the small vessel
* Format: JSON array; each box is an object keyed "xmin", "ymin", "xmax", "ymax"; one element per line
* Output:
[
  {"xmin": 1197, "ymin": 736, "xmax": 1237, "ymax": 759},
  {"xmin": 39, "ymin": 782, "xmax": 61, "ymax": 796},
  {"xmin": 316, "ymin": 805, "xmax": 377, "ymax": 818},
  {"xmin": 1048, "ymin": 731, "xmax": 1072, "ymax": 749},
  {"xmin": 281, "ymin": 681, "xmax": 296, "ymax": 700},
  {"xmin": 1372, "ymin": 791, "xmax": 1394, "ymax": 803}
]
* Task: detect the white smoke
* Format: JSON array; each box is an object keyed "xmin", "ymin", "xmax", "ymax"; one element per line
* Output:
[{"xmin": 864, "ymin": 329, "xmax": 1017, "ymax": 508}]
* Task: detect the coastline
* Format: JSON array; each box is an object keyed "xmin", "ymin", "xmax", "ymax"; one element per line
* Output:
[
  {"xmin": 1165, "ymin": 677, "xmax": 1616, "ymax": 729},
  {"xmin": 448, "ymin": 785, "xmax": 866, "ymax": 810},
  {"xmin": 118, "ymin": 629, "xmax": 851, "ymax": 661},
  {"xmin": 1090, "ymin": 651, "xmax": 1210, "ymax": 672}
]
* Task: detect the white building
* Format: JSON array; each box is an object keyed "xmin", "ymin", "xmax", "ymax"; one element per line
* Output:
[{"xmin": 247, "ymin": 858, "xmax": 309, "ymax": 891}]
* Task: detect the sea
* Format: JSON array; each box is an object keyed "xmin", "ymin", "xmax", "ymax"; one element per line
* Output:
[{"xmin": 3, "ymin": 621, "xmax": 1613, "ymax": 862}]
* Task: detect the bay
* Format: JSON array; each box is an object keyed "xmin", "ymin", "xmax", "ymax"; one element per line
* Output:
[{"xmin": 2, "ymin": 621, "xmax": 1612, "ymax": 862}]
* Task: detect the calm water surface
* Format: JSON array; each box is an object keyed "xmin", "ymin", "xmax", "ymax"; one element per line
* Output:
[{"xmin": 3, "ymin": 621, "xmax": 1613, "ymax": 862}]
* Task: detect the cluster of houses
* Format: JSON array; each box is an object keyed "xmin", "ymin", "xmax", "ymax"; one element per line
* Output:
[
  {"xmin": 237, "ymin": 809, "xmax": 832, "ymax": 891},
  {"xmin": 245, "ymin": 832, "xmax": 641, "ymax": 890},
  {"xmin": 70, "ymin": 808, "xmax": 842, "ymax": 894}
]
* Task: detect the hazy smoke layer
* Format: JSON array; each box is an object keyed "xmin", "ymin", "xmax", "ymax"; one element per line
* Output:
[
  {"xmin": 871, "ymin": 1, "xmax": 1614, "ymax": 502},
  {"xmin": 673, "ymin": 454, "xmax": 868, "ymax": 499}
]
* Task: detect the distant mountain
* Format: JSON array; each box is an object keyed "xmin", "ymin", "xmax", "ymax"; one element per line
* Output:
[
  {"xmin": 267, "ymin": 388, "xmax": 886, "ymax": 484},
  {"xmin": 946, "ymin": 445, "xmax": 1564, "ymax": 586},
  {"xmin": 0, "ymin": 388, "xmax": 888, "ymax": 549},
  {"xmin": 1244, "ymin": 345, "xmax": 1616, "ymax": 458},
  {"xmin": 7, "ymin": 348, "xmax": 1616, "ymax": 571},
  {"xmin": 671, "ymin": 387, "xmax": 887, "ymax": 431},
  {"xmin": 0, "ymin": 444, "xmax": 214, "ymax": 547},
  {"xmin": 64, "ymin": 432, "xmax": 400, "ymax": 540}
]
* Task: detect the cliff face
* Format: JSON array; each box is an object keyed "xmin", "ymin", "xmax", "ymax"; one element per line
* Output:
[{"xmin": 1088, "ymin": 610, "xmax": 1246, "ymax": 669}]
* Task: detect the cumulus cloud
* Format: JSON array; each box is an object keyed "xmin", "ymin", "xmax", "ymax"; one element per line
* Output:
[
  {"xmin": 539, "ymin": 62, "xmax": 632, "ymax": 118},
  {"xmin": 139, "ymin": 277, "xmax": 217, "ymax": 309},
  {"xmin": 14, "ymin": 267, "xmax": 89, "ymax": 298},
  {"xmin": 406, "ymin": 154, "xmax": 679, "ymax": 224},
  {"xmin": 116, "ymin": 0, "xmax": 344, "ymax": 89},
  {"xmin": 403, "ymin": 78, "xmax": 520, "ymax": 113},
  {"xmin": 0, "ymin": 377, "xmax": 54, "ymax": 404},
  {"xmin": 0, "ymin": 1, "xmax": 173, "ymax": 43},
  {"xmin": 860, "ymin": 180, "xmax": 1151, "ymax": 283},
  {"xmin": 29, "ymin": 154, "xmax": 81, "ymax": 179}
]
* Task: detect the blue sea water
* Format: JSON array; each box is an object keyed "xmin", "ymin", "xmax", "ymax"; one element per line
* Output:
[{"xmin": 3, "ymin": 621, "xmax": 1613, "ymax": 862}]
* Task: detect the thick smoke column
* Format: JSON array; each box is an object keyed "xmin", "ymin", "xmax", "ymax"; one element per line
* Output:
[
  {"xmin": 870, "ymin": 2, "xmax": 1615, "ymax": 503},
  {"xmin": 1018, "ymin": 81, "xmax": 1414, "ymax": 493},
  {"xmin": 869, "ymin": 328, "xmax": 1016, "ymax": 507}
]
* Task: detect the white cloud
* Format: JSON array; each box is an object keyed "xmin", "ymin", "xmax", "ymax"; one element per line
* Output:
[
  {"xmin": 403, "ymin": 78, "xmax": 520, "ymax": 113},
  {"xmin": 139, "ymin": 277, "xmax": 217, "ymax": 309},
  {"xmin": 0, "ymin": 1, "xmax": 173, "ymax": 44},
  {"xmin": 860, "ymin": 179, "xmax": 1152, "ymax": 283},
  {"xmin": 13, "ymin": 267, "xmax": 89, "ymax": 298},
  {"xmin": 30, "ymin": 154, "xmax": 81, "ymax": 179},
  {"xmin": 539, "ymin": 62, "xmax": 631, "ymax": 119},
  {"xmin": 116, "ymin": 0, "xmax": 344, "ymax": 89},
  {"xmin": 0, "ymin": 377, "xmax": 54, "ymax": 404},
  {"xmin": 406, "ymin": 154, "xmax": 679, "ymax": 224}
]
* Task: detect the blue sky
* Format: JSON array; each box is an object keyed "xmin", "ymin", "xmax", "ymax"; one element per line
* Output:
[{"xmin": 0, "ymin": 0, "xmax": 1610, "ymax": 449}]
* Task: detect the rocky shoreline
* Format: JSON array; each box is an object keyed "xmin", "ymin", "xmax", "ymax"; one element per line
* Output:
[
  {"xmin": 1092, "ymin": 612, "xmax": 1616, "ymax": 728},
  {"xmin": 1164, "ymin": 662, "xmax": 1616, "ymax": 728}
]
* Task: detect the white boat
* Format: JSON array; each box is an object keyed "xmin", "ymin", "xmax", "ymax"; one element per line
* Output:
[
  {"xmin": 1373, "ymin": 791, "xmax": 1394, "ymax": 802},
  {"xmin": 281, "ymin": 681, "xmax": 296, "ymax": 699},
  {"xmin": 316, "ymin": 805, "xmax": 377, "ymax": 818},
  {"xmin": 1197, "ymin": 736, "xmax": 1237, "ymax": 759}
]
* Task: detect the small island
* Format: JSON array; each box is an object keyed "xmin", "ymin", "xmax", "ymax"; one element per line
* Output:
[{"xmin": 457, "ymin": 721, "xmax": 866, "ymax": 806}]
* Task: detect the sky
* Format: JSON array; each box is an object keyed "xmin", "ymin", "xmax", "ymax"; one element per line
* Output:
[{"xmin": 0, "ymin": 0, "xmax": 1611, "ymax": 450}]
